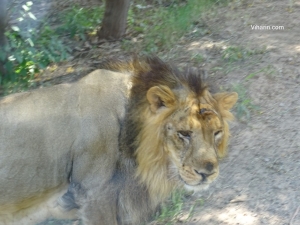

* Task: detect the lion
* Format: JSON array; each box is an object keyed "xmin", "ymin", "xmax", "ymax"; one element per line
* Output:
[{"xmin": 0, "ymin": 56, "xmax": 237, "ymax": 225}]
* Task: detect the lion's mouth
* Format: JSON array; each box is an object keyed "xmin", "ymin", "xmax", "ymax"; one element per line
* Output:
[
  {"xmin": 183, "ymin": 181, "xmax": 210, "ymax": 192},
  {"xmin": 178, "ymin": 174, "xmax": 216, "ymax": 192},
  {"xmin": 179, "ymin": 175, "xmax": 208, "ymax": 187},
  {"xmin": 179, "ymin": 171, "xmax": 217, "ymax": 184}
]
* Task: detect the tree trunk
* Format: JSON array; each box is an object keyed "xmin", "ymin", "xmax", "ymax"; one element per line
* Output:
[
  {"xmin": 97, "ymin": 0, "xmax": 131, "ymax": 40},
  {"xmin": 0, "ymin": 0, "xmax": 7, "ymax": 79}
]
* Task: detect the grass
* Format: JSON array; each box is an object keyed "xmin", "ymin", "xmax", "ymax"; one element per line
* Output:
[
  {"xmin": 245, "ymin": 65, "xmax": 276, "ymax": 80},
  {"xmin": 154, "ymin": 189, "xmax": 204, "ymax": 225},
  {"xmin": 232, "ymin": 83, "xmax": 259, "ymax": 121},
  {"xmin": 125, "ymin": 0, "xmax": 228, "ymax": 53},
  {"xmin": 222, "ymin": 45, "xmax": 267, "ymax": 63},
  {"xmin": 156, "ymin": 190, "xmax": 184, "ymax": 224},
  {"xmin": 219, "ymin": 45, "xmax": 267, "ymax": 74},
  {"xmin": 232, "ymin": 63, "xmax": 276, "ymax": 121},
  {"xmin": 191, "ymin": 53, "xmax": 206, "ymax": 63}
]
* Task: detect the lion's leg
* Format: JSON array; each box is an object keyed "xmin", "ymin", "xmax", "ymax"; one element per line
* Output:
[{"xmin": 79, "ymin": 195, "xmax": 119, "ymax": 225}]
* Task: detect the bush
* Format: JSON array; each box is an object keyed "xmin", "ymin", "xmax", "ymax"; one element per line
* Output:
[{"xmin": 0, "ymin": 1, "xmax": 71, "ymax": 94}]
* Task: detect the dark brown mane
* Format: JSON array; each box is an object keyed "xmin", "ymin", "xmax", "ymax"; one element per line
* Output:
[
  {"xmin": 101, "ymin": 56, "xmax": 206, "ymax": 98},
  {"xmin": 103, "ymin": 56, "xmax": 206, "ymax": 157},
  {"xmin": 180, "ymin": 66, "xmax": 206, "ymax": 96},
  {"xmin": 132, "ymin": 56, "xmax": 206, "ymax": 98}
]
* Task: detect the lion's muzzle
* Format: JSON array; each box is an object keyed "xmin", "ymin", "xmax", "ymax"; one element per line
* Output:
[{"xmin": 179, "ymin": 159, "xmax": 219, "ymax": 191}]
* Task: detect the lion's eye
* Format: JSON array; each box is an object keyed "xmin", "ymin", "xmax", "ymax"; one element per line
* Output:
[
  {"xmin": 214, "ymin": 130, "xmax": 223, "ymax": 142},
  {"xmin": 214, "ymin": 130, "xmax": 222, "ymax": 136},
  {"xmin": 177, "ymin": 130, "xmax": 192, "ymax": 140}
]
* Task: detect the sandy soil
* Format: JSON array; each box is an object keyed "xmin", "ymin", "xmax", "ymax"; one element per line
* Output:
[{"xmin": 172, "ymin": 1, "xmax": 300, "ymax": 224}]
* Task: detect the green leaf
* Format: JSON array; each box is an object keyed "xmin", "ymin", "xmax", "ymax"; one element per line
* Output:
[
  {"xmin": 28, "ymin": 12, "xmax": 37, "ymax": 20},
  {"xmin": 22, "ymin": 5, "xmax": 30, "ymax": 11},
  {"xmin": 15, "ymin": 53, "xmax": 24, "ymax": 63},
  {"xmin": 26, "ymin": 1, "xmax": 33, "ymax": 7},
  {"xmin": 0, "ymin": 51, "xmax": 6, "ymax": 61},
  {"xmin": 246, "ymin": 73, "xmax": 255, "ymax": 80},
  {"xmin": 26, "ymin": 38, "xmax": 34, "ymax": 47},
  {"xmin": 11, "ymin": 26, "xmax": 20, "ymax": 32}
]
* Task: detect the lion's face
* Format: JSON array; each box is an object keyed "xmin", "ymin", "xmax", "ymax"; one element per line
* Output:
[
  {"xmin": 163, "ymin": 96, "xmax": 224, "ymax": 191},
  {"xmin": 138, "ymin": 85, "xmax": 238, "ymax": 194}
]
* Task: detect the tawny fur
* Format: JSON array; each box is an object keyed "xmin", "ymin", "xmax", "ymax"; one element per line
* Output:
[{"xmin": 0, "ymin": 56, "xmax": 237, "ymax": 225}]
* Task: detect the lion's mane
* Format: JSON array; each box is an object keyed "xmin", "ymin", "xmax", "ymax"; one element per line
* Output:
[{"xmin": 99, "ymin": 56, "xmax": 235, "ymax": 224}]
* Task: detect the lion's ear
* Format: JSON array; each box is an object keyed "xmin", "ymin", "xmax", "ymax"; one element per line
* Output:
[
  {"xmin": 146, "ymin": 85, "xmax": 176, "ymax": 113},
  {"xmin": 214, "ymin": 92, "xmax": 238, "ymax": 111}
]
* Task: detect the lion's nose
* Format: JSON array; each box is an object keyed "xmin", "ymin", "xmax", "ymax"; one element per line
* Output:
[
  {"xmin": 194, "ymin": 162, "xmax": 216, "ymax": 180},
  {"xmin": 205, "ymin": 162, "xmax": 214, "ymax": 172},
  {"xmin": 194, "ymin": 170, "xmax": 209, "ymax": 180}
]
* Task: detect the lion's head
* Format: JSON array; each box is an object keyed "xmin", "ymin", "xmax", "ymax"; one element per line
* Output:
[{"xmin": 117, "ymin": 57, "xmax": 238, "ymax": 204}]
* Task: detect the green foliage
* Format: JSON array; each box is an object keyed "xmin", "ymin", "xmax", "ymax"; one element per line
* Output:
[
  {"xmin": 126, "ymin": 0, "xmax": 223, "ymax": 53},
  {"xmin": 156, "ymin": 190, "xmax": 185, "ymax": 224},
  {"xmin": 1, "ymin": 1, "xmax": 71, "ymax": 94},
  {"xmin": 245, "ymin": 65, "xmax": 275, "ymax": 80},
  {"xmin": 57, "ymin": 5, "xmax": 104, "ymax": 39},
  {"xmin": 232, "ymin": 64, "xmax": 275, "ymax": 121},
  {"xmin": 192, "ymin": 53, "xmax": 206, "ymax": 63},
  {"xmin": 154, "ymin": 189, "xmax": 205, "ymax": 224},
  {"xmin": 222, "ymin": 45, "xmax": 267, "ymax": 63},
  {"xmin": 222, "ymin": 46, "xmax": 253, "ymax": 62},
  {"xmin": 232, "ymin": 84, "xmax": 259, "ymax": 121},
  {"xmin": 222, "ymin": 46, "xmax": 245, "ymax": 62},
  {"xmin": 1, "ymin": 3, "xmax": 104, "ymax": 95},
  {"xmin": 1, "ymin": 0, "xmax": 224, "ymax": 94}
]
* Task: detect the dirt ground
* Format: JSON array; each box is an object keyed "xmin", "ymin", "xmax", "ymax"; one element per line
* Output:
[
  {"xmin": 8, "ymin": 0, "xmax": 300, "ymax": 224},
  {"xmin": 171, "ymin": 0, "xmax": 300, "ymax": 224}
]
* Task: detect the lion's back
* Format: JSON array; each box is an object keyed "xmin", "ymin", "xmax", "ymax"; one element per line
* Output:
[{"xmin": 0, "ymin": 69, "xmax": 130, "ymax": 223}]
